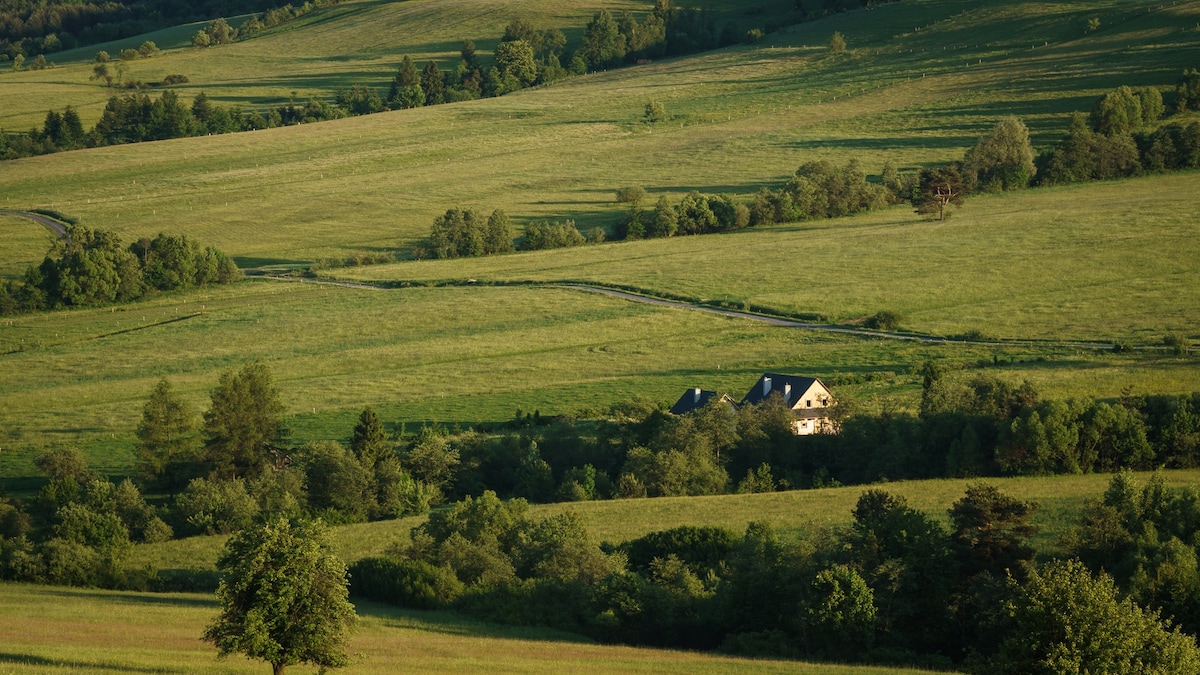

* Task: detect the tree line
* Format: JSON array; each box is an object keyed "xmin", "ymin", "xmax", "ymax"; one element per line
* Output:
[
  {"xmin": 349, "ymin": 474, "xmax": 1200, "ymax": 672},
  {"xmin": 0, "ymin": 225, "xmax": 239, "ymax": 314},
  {"xmin": 0, "ymin": 0, "xmax": 338, "ymax": 61},
  {"xmin": 0, "ymin": 87, "xmax": 362, "ymax": 160}
]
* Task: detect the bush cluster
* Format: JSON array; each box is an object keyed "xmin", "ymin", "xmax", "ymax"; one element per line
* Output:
[
  {"xmin": 0, "ymin": 226, "xmax": 238, "ymax": 314},
  {"xmin": 346, "ymin": 479, "xmax": 1200, "ymax": 672}
]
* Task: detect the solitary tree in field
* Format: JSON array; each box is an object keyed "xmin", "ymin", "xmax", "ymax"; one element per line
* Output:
[
  {"xmin": 644, "ymin": 100, "xmax": 666, "ymax": 123},
  {"xmin": 915, "ymin": 166, "xmax": 965, "ymax": 221},
  {"xmin": 204, "ymin": 518, "xmax": 356, "ymax": 675},
  {"xmin": 829, "ymin": 31, "xmax": 846, "ymax": 55}
]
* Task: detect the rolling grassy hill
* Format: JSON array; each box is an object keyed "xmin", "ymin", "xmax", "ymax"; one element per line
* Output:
[
  {"xmin": 0, "ymin": 0, "xmax": 1196, "ymax": 262},
  {"xmin": 128, "ymin": 469, "xmax": 1200, "ymax": 574},
  {"xmin": 0, "ymin": 0, "xmax": 1197, "ymax": 474},
  {"xmin": 3, "ymin": 582, "xmax": 942, "ymax": 674}
]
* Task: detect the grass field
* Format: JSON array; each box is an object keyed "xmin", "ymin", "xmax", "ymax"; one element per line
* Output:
[
  {"xmin": 339, "ymin": 171, "xmax": 1200, "ymax": 342},
  {"xmin": 2, "ymin": 275, "xmax": 1196, "ymax": 480},
  {"xmin": 1, "ymin": 0, "xmax": 1196, "ymax": 263},
  {"xmin": 0, "ymin": 214, "xmax": 57, "ymax": 281},
  {"xmin": 1, "ymin": 583, "xmax": 945, "ymax": 674},
  {"xmin": 128, "ymin": 469, "xmax": 1200, "ymax": 574}
]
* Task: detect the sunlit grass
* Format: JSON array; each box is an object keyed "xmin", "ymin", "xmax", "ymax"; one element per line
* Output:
[
  {"xmin": 0, "ymin": 582, "xmax": 951, "ymax": 674},
  {"xmin": 129, "ymin": 469, "xmax": 1200, "ymax": 574}
]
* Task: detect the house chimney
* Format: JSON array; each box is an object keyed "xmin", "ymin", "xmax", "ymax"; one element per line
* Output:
[
  {"xmin": 763, "ymin": 377, "xmax": 772, "ymax": 397},
  {"xmin": 693, "ymin": 388, "xmax": 702, "ymax": 404},
  {"xmin": 784, "ymin": 383, "xmax": 792, "ymax": 401}
]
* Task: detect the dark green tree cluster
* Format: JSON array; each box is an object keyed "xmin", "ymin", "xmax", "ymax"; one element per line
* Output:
[
  {"xmin": 621, "ymin": 191, "xmax": 748, "ymax": 239},
  {"xmin": 137, "ymin": 367, "xmax": 432, "ymax": 539},
  {"xmin": 749, "ymin": 160, "xmax": 891, "ymax": 225},
  {"xmin": 1065, "ymin": 471, "xmax": 1200, "ymax": 638},
  {"xmin": 2, "ymin": 87, "xmax": 367, "ymax": 161},
  {"xmin": 0, "ymin": 448, "xmax": 172, "ymax": 588},
  {"xmin": 0, "ymin": 1, "xmax": 341, "ymax": 60},
  {"xmin": 1, "ymin": 225, "xmax": 238, "ymax": 315},
  {"xmin": 1036, "ymin": 79, "xmax": 1200, "ymax": 184},
  {"xmin": 191, "ymin": 18, "xmax": 236, "ymax": 47},
  {"xmin": 521, "ymin": 220, "xmax": 586, "ymax": 250},
  {"xmin": 415, "ymin": 208, "xmax": 515, "ymax": 259},
  {"xmin": 349, "ymin": 484, "xmax": 1198, "ymax": 671}
]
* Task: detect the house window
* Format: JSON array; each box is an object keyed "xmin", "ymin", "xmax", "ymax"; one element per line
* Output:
[{"xmin": 806, "ymin": 399, "xmax": 812, "ymax": 408}]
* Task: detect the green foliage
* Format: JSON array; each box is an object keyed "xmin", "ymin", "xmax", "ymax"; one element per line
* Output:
[
  {"xmin": 914, "ymin": 165, "xmax": 966, "ymax": 221},
  {"xmin": 193, "ymin": 18, "xmax": 236, "ymax": 48},
  {"xmin": 949, "ymin": 483, "xmax": 1038, "ymax": 580},
  {"xmin": 388, "ymin": 55, "xmax": 424, "ymax": 109},
  {"xmin": 348, "ymin": 556, "xmax": 463, "ymax": 608},
  {"xmin": 494, "ymin": 40, "xmax": 538, "ymax": 87},
  {"xmin": 134, "ymin": 378, "xmax": 199, "ymax": 490},
  {"xmin": 644, "ymin": 100, "xmax": 666, "ymax": 123},
  {"xmin": 964, "ymin": 117, "xmax": 1036, "ymax": 191},
  {"xmin": 802, "ymin": 564, "xmax": 876, "ymax": 655},
  {"xmin": 204, "ymin": 517, "xmax": 356, "ymax": 675},
  {"xmin": 1091, "ymin": 85, "xmax": 1145, "ymax": 136},
  {"xmin": 580, "ymin": 9, "xmax": 627, "ymax": 71},
  {"xmin": 521, "ymin": 220, "xmax": 585, "ymax": 251},
  {"xmin": 202, "ymin": 361, "xmax": 287, "ymax": 479},
  {"xmin": 1177, "ymin": 68, "xmax": 1200, "ymax": 113},
  {"xmin": 829, "ymin": 31, "xmax": 846, "ymax": 55},
  {"xmin": 863, "ymin": 310, "xmax": 902, "ymax": 331},
  {"xmin": 175, "ymin": 477, "xmax": 259, "ymax": 535},
  {"xmin": 1038, "ymin": 112, "xmax": 1140, "ymax": 184},
  {"xmin": 976, "ymin": 559, "xmax": 1200, "ymax": 675}
]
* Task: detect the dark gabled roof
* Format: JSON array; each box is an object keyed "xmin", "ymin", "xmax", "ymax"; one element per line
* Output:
[
  {"xmin": 741, "ymin": 373, "xmax": 828, "ymax": 408},
  {"xmin": 669, "ymin": 388, "xmax": 736, "ymax": 415}
]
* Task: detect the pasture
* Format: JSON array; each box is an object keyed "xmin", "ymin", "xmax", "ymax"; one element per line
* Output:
[
  {"xmin": 1, "ymin": 582, "xmax": 943, "ymax": 674},
  {"xmin": 0, "ymin": 0, "xmax": 1195, "ymax": 264},
  {"xmin": 129, "ymin": 469, "xmax": 1200, "ymax": 573}
]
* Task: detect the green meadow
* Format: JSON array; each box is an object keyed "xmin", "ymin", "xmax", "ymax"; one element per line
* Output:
[
  {"xmin": 2, "ymin": 582, "xmax": 943, "ymax": 674},
  {"xmin": 0, "ymin": 0, "xmax": 1196, "ymax": 265},
  {"xmin": 2, "ymin": 271, "xmax": 1195, "ymax": 479},
  {"xmin": 341, "ymin": 172, "xmax": 1200, "ymax": 343},
  {"xmin": 130, "ymin": 469, "xmax": 1200, "ymax": 574}
]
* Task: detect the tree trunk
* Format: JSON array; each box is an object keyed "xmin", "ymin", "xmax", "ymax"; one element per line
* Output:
[{"xmin": 273, "ymin": 663, "xmax": 285, "ymax": 675}]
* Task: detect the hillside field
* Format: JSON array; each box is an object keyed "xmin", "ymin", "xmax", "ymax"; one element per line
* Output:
[
  {"xmin": 1, "ymin": 583, "xmax": 944, "ymax": 674},
  {"xmin": 128, "ymin": 469, "xmax": 1200, "ymax": 574},
  {"xmin": 0, "ymin": 0, "xmax": 1197, "ymax": 263}
]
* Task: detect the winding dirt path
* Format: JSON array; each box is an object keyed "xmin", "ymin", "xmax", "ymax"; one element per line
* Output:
[{"xmin": 249, "ymin": 272, "xmax": 1117, "ymax": 351}]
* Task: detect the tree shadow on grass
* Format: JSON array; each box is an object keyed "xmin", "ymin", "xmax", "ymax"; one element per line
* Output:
[
  {"xmin": 352, "ymin": 599, "xmax": 594, "ymax": 644},
  {"xmin": 0, "ymin": 653, "xmax": 180, "ymax": 674},
  {"xmin": 34, "ymin": 587, "xmax": 217, "ymax": 610}
]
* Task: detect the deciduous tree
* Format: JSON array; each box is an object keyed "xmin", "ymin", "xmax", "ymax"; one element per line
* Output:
[{"xmin": 204, "ymin": 518, "xmax": 356, "ymax": 675}]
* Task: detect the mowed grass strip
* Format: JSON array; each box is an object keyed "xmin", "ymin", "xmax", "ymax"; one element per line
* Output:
[
  {"xmin": 130, "ymin": 469, "xmax": 1200, "ymax": 574},
  {"xmin": 0, "ymin": 582, "xmax": 949, "ymax": 674}
]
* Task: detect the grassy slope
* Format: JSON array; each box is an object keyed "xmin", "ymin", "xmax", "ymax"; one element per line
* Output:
[
  {"xmin": 129, "ymin": 469, "xmax": 1200, "ymax": 573},
  {"xmin": 0, "ymin": 0, "xmax": 792, "ymax": 130},
  {"xmin": 0, "ymin": 214, "xmax": 58, "ymax": 281},
  {"xmin": 1, "ymin": 583, "xmax": 938, "ymax": 675},
  {"xmin": 341, "ymin": 172, "xmax": 1200, "ymax": 342},
  {"xmin": 3, "ymin": 275, "xmax": 1195, "ymax": 475},
  {"xmin": 0, "ymin": 0, "xmax": 1195, "ymax": 261}
]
